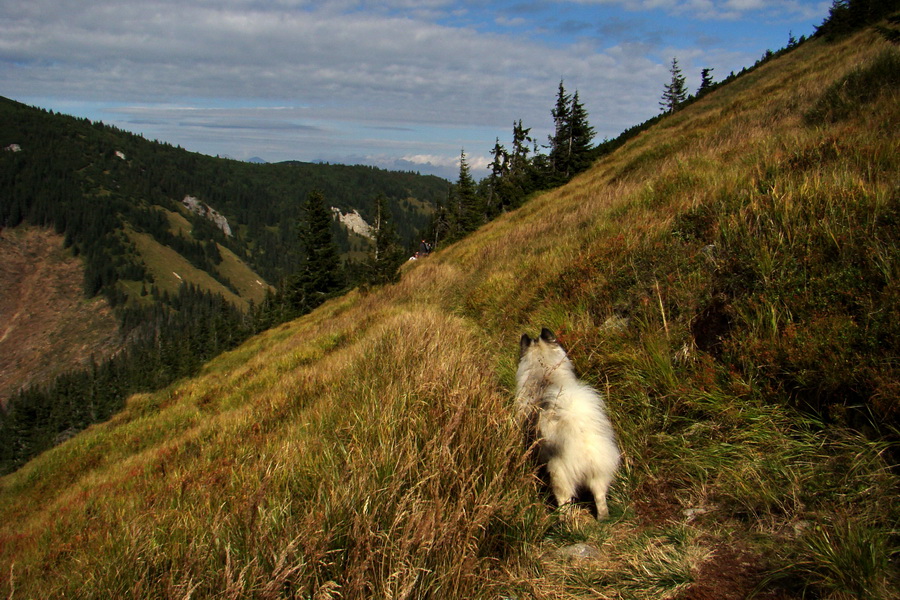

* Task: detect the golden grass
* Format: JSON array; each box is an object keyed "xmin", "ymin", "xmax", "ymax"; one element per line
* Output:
[{"xmin": 2, "ymin": 30, "xmax": 898, "ymax": 598}]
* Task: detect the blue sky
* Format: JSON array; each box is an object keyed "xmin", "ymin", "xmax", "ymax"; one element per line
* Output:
[{"xmin": 1, "ymin": 0, "xmax": 830, "ymax": 179}]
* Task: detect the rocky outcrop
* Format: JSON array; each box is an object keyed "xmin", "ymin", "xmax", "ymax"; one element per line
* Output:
[
  {"xmin": 331, "ymin": 207, "xmax": 373, "ymax": 239},
  {"xmin": 182, "ymin": 196, "xmax": 233, "ymax": 237}
]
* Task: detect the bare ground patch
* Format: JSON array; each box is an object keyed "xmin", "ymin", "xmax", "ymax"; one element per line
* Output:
[{"xmin": 0, "ymin": 227, "xmax": 121, "ymax": 404}]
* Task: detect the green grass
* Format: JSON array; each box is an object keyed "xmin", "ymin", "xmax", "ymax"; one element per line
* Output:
[
  {"xmin": 2, "ymin": 28, "xmax": 899, "ymax": 599},
  {"xmin": 127, "ymin": 228, "xmax": 247, "ymax": 308},
  {"xmin": 213, "ymin": 243, "xmax": 271, "ymax": 305},
  {"xmin": 805, "ymin": 47, "xmax": 900, "ymax": 125}
]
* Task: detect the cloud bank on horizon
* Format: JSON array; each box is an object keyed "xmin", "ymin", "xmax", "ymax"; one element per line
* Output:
[{"xmin": 1, "ymin": 0, "xmax": 829, "ymax": 179}]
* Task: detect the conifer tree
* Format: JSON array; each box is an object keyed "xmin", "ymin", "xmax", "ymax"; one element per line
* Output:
[
  {"xmin": 487, "ymin": 138, "xmax": 509, "ymax": 215},
  {"xmin": 547, "ymin": 82, "xmax": 595, "ymax": 181},
  {"xmin": 548, "ymin": 80, "xmax": 573, "ymax": 179},
  {"xmin": 285, "ymin": 190, "xmax": 344, "ymax": 314},
  {"xmin": 489, "ymin": 138, "xmax": 509, "ymax": 182},
  {"xmin": 483, "ymin": 121, "xmax": 533, "ymax": 214},
  {"xmin": 510, "ymin": 120, "xmax": 532, "ymax": 179},
  {"xmin": 452, "ymin": 149, "xmax": 482, "ymax": 235},
  {"xmin": 567, "ymin": 91, "xmax": 596, "ymax": 175},
  {"xmin": 366, "ymin": 194, "xmax": 404, "ymax": 285},
  {"xmin": 427, "ymin": 194, "xmax": 453, "ymax": 250},
  {"xmin": 660, "ymin": 57, "xmax": 688, "ymax": 113},
  {"xmin": 698, "ymin": 67, "xmax": 715, "ymax": 96}
]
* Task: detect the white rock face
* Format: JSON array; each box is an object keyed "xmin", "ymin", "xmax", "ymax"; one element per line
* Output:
[
  {"xmin": 4, "ymin": 144, "xmax": 21, "ymax": 152},
  {"xmin": 115, "ymin": 150, "xmax": 126, "ymax": 160},
  {"xmin": 331, "ymin": 207, "xmax": 373, "ymax": 239},
  {"xmin": 182, "ymin": 195, "xmax": 233, "ymax": 237}
]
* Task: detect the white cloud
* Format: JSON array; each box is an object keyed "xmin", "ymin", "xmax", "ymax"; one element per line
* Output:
[
  {"xmin": 724, "ymin": 0, "xmax": 767, "ymax": 10},
  {"xmin": 3, "ymin": 1, "xmax": 654, "ymax": 112},
  {"xmin": 572, "ymin": 0, "xmax": 824, "ymax": 20},
  {"xmin": 401, "ymin": 154, "xmax": 459, "ymax": 168}
]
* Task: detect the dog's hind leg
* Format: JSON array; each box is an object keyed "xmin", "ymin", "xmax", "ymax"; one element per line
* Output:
[
  {"xmin": 548, "ymin": 463, "xmax": 577, "ymax": 512},
  {"xmin": 588, "ymin": 475, "xmax": 613, "ymax": 520}
]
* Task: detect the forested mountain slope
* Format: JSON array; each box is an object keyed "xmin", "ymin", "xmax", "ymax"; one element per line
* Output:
[
  {"xmin": 0, "ymin": 97, "xmax": 446, "ymax": 304},
  {"xmin": 1, "ymin": 26, "xmax": 898, "ymax": 599},
  {"xmin": 0, "ymin": 98, "xmax": 448, "ymax": 470}
]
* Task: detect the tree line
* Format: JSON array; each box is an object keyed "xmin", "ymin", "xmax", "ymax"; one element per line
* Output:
[
  {"xmin": 0, "ymin": 97, "xmax": 446, "ymax": 296},
  {"xmin": 427, "ymin": 80, "xmax": 598, "ymax": 246},
  {"xmin": 429, "ymin": 65, "xmax": 722, "ymax": 245},
  {"xmin": 0, "ymin": 284, "xmax": 254, "ymax": 473},
  {"xmin": 658, "ymin": 0, "xmax": 900, "ymax": 118},
  {"xmin": 424, "ymin": 0, "xmax": 885, "ymax": 251}
]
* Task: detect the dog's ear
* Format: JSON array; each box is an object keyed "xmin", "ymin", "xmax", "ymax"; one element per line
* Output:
[
  {"xmin": 519, "ymin": 333, "xmax": 532, "ymax": 356},
  {"xmin": 540, "ymin": 328, "xmax": 557, "ymax": 343}
]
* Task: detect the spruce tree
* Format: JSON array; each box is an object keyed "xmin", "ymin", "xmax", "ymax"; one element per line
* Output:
[
  {"xmin": 285, "ymin": 190, "xmax": 344, "ymax": 315},
  {"xmin": 547, "ymin": 83, "xmax": 595, "ymax": 181},
  {"xmin": 510, "ymin": 120, "xmax": 532, "ymax": 180},
  {"xmin": 427, "ymin": 194, "xmax": 453, "ymax": 250},
  {"xmin": 548, "ymin": 80, "xmax": 573, "ymax": 180},
  {"xmin": 567, "ymin": 91, "xmax": 596, "ymax": 175},
  {"xmin": 698, "ymin": 68, "xmax": 715, "ymax": 96},
  {"xmin": 487, "ymin": 138, "xmax": 509, "ymax": 215},
  {"xmin": 660, "ymin": 57, "xmax": 688, "ymax": 113},
  {"xmin": 452, "ymin": 149, "xmax": 482, "ymax": 235}
]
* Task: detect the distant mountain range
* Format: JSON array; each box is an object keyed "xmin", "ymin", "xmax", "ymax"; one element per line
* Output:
[{"xmin": 0, "ymin": 96, "xmax": 448, "ymax": 294}]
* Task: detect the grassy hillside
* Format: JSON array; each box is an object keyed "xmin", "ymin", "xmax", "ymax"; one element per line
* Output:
[{"xmin": 1, "ymin": 28, "xmax": 898, "ymax": 599}]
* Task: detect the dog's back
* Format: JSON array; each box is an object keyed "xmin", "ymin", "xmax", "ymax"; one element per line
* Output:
[{"xmin": 515, "ymin": 329, "xmax": 620, "ymax": 519}]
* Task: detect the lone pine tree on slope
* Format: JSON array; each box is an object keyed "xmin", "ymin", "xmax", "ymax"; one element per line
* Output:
[
  {"xmin": 286, "ymin": 189, "xmax": 344, "ymax": 314},
  {"xmin": 660, "ymin": 57, "xmax": 688, "ymax": 113},
  {"xmin": 698, "ymin": 67, "xmax": 715, "ymax": 96}
]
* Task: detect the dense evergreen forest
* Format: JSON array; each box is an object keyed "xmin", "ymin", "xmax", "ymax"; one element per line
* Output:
[
  {"xmin": 0, "ymin": 96, "xmax": 447, "ymax": 297},
  {"xmin": 0, "ymin": 285, "xmax": 254, "ymax": 472}
]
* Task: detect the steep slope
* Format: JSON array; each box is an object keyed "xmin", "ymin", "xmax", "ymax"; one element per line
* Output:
[
  {"xmin": 1, "ymin": 29, "xmax": 898, "ymax": 599},
  {"xmin": 0, "ymin": 227, "xmax": 120, "ymax": 404}
]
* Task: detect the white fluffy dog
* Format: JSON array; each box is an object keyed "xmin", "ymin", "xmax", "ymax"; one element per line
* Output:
[{"xmin": 515, "ymin": 328, "xmax": 620, "ymax": 519}]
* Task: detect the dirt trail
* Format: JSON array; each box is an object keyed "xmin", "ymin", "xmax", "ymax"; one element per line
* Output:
[{"xmin": 0, "ymin": 227, "xmax": 121, "ymax": 405}]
